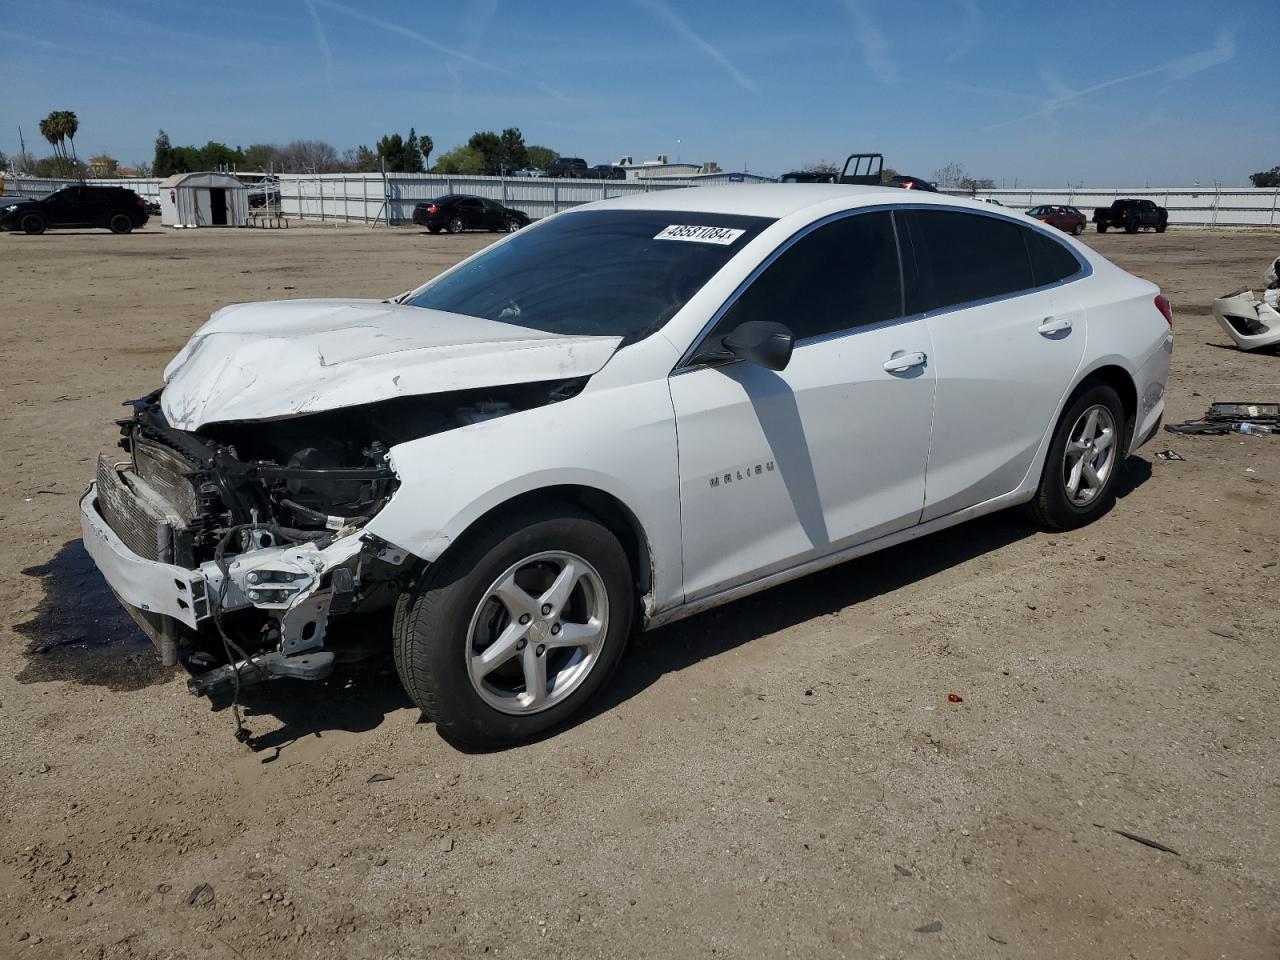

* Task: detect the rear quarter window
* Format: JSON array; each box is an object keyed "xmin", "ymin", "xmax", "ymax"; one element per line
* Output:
[{"xmin": 1024, "ymin": 227, "xmax": 1083, "ymax": 287}]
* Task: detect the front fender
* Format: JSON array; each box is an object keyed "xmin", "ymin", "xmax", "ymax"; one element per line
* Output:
[{"xmin": 363, "ymin": 377, "xmax": 684, "ymax": 612}]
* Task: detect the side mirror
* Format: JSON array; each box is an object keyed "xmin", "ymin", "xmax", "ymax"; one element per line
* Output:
[{"xmin": 722, "ymin": 320, "xmax": 795, "ymax": 371}]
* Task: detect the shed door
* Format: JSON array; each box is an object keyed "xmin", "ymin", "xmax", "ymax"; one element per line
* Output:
[{"xmin": 209, "ymin": 188, "xmax": 227, "ymax": 225}]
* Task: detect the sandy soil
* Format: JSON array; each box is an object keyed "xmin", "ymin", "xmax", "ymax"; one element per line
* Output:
[{"xmin": 0, "ymin": 221, "xmax": 1277, "ymax": 960}]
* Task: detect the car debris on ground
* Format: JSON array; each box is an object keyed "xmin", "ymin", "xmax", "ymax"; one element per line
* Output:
[
  {"xmin": 1165, "ymin": 401, "xmax": 1278, "ymax": 435},
  {"xmin": 1210, "ymin": 255, "xmax": 1280, "ymax": 351}
]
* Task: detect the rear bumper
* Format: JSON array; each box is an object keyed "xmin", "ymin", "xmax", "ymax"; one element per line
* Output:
[{"xmin": 79, "ymin": 483, "xmax": 209, "ymax": 630}]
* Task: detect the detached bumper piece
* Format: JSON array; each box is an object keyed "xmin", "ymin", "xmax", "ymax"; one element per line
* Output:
[
  {"xmin": 187, "ymin": 649, "xmax": 336, "ymax": 699},
  {"xmin": 1212, "ymin": 289, "xmax": 1280, "ymax": 351}
]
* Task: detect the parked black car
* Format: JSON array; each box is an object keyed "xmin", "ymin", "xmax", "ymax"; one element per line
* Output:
[
  {"xmin": 1092, "ymin": 198, "xmax": 1168, "ymax": 233},
  {"xmin": 546, "ymin": 157, "xmax": 589, "ymax": 179},
  {"xmin": 586, "ymin": 164, "xmax": 626, "ymax": 181},
  {"xmin": 1, "ymin": 185, "xmax": 149, "ymax": 235},
  {"xmin": 884, "ymin": 174, "xmax": 938, "ymax": 192},
  {"xmin": 411, "ymin": 195, "xmax": 531, "ymax": 234}
]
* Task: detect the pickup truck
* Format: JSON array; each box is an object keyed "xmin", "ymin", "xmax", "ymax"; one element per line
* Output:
[{"xmin": 1092, "ymin": 198, "xmax": 1168, "ymax": 234}]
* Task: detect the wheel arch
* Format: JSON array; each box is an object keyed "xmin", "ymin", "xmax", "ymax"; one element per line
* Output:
[
  {"xmin": 423, "ymin": 484, "xmax": 655, "ymax": 618},
  {"xmin": 1071, "ymin": 362, "xmax": 1138, "ymax": 443}
]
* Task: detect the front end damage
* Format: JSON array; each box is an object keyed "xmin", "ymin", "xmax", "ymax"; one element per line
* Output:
[{"xmin": 80, "ymin": 380, "xmax": 584, "ymax": 705}]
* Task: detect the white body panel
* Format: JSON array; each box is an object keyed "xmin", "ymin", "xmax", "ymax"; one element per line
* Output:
[
  {"xmin": 91, "ymin": 185, "xmax": 1173, "ymax": 633},
  {"xmin": 670, "ymin": 319, "xmax": 935, "ymax": 601}
]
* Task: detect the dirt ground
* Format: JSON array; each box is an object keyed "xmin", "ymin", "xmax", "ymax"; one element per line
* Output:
[{"xmin": 1, "ymin": 220, "xmax": 1277, "ymax": 960}]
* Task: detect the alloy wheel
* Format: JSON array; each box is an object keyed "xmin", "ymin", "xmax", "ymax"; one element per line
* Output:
[
  {"xmin": 465, "ymin": 551, "xmax": 609, "ymax": 715},
  {"xmin": 1062, "ymin": 404, "xmax": 1117, "ymax": 506}
]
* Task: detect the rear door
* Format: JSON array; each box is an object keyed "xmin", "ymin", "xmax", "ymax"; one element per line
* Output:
[
  {"xmin": 456, "ymin": 197, "xmax": 483, "ymax": 228},
  {"xmin": 902, "ymin": 208, "xmax": 1088, "ymax": 520},
  {"xmin": 670, "ymin": 209, "xmax": 937, "ymax": 600}
]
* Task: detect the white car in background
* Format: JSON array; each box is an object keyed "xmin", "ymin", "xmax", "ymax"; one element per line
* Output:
[{"xmin": 81, "ymin": 185, "xmax": 1173, "ymax": 747}]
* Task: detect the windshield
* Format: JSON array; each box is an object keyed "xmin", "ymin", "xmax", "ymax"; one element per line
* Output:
[{"xmin": 405, "ymin": 209, "xmax": 773, "ymax": 342}]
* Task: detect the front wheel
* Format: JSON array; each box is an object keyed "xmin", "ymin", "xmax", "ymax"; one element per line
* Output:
[
  {"xmin": 20, "ymin": 213, "xmax": 46, "ymax": 235},
  {"xmin": 1024, "ymin": 383, "xmax": 1127, "ymax": 531},
  {"xmin": 1072, "ymin": 221, "xmax": 1084, "ymax": 235},
  {"xmin": 1155, "ymin": 221, "xmax": 1167, "ymax": 233},
  {"xmin": 447, "ymin": 216, "xmax": 465, "ymax": 234},
  {"xmin": 506, "ymin": 217, "xmax": 522, "ymax": 233},
  {"xmin": 108, "ymin": 213, "xmax": 133, "ymax": 234},
  {"xmin": 394, "ymin": 504, "xmax": 634, "ymax": 747}
]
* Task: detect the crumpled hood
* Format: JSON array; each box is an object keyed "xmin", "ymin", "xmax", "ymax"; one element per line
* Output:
[{"xmin": 160, "ymin": 299, "xmax": 622, "ymax": 430}]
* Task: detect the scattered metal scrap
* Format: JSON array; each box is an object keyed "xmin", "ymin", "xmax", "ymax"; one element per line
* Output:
[
  {"xmin": 1153, "ymin": 449, "xmax": 1185, "ymax": 460},
  {"xmin": 1093, "ymin": 822, "xmax": 1180, "ymax": 856},
  {"xmin": 1165, "ymin": 401, "xmax": 1278, "ymax": 436}
]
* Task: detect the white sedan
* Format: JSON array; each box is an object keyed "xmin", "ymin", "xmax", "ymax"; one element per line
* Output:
[{"xmin": 81, "ymin": 185, "xmax": 1173, "ymax": 746}]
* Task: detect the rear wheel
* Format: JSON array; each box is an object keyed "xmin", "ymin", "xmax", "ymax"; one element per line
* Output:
[
  {"xmin": 394, "ymin": 504, "xmax": 634, "ymax": 747},
  {"xmin": 20, "ymin": 213, "xmax": 46, "ymax": 235},
  {"xmin": 448, "ymin": 216, "xmax": 465, "ymax": 234},
  {"xmin": 1024, "ymin": 383, "xmax": 1127, "ymax": 530},
  {"xmin": 1096, "ymin": 223, "xmax": 1107, "ymax": 233},
  {"xmin": 108, "ymin": 213, "xmax": 133, "ymax": 234},
  {"xmin": 427, "ymin": 226, "xmax": 442, "ymax": 234}
]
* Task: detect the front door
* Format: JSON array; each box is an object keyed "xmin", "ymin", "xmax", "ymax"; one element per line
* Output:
[{"xmin": 670, "ymin": 210, "xmax": 936, "ymax": 602}]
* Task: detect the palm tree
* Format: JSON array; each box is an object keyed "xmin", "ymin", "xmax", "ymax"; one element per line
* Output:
[
  {"xmin": 39, "ymin": 113, "xmax": 67, "ymax": 176},
  {"xmin": 57, "ymin": 111, "xmax": 80, "ymax": 175}
]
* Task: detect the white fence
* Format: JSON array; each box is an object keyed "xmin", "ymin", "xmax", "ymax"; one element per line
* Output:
[
  {"xmin": 951, "ymin": 187, "xmax": 1280, "ymax": 228},
  {"xmin": 6, "ymin": 174, "xmax": 1280, "ymax": 228},
  {"xmin": 278, "ymin": 172, "xmax": 699, "ymax": 223}
]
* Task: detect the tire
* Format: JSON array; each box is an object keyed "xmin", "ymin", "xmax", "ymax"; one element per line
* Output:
[
  {"xmin": 20, "ymin": 213, "xmax": 46, "ymax": 235},
  {"xmin": 1155, "ymin": 221, "xmax": 1167, "ymax": 233},
  {"xmin": 428, "ymin": 226, "xmax": 442, "ymax": 234},
  {"xmin": 448, "ymin": 216, "xmax": 465, "ymax": 234},
  {"xmin": 1072, "ymin": 221, "xmax": 1084, "ymax": 236},
  {"xmin": 1124, "ymin": 217, "xmax": 1139, "ymax": 234},
  {"xmin": 1024, "ymin": 383, "xmax": 1128, "ymax": 531},
  {"xmin": 395, "ymin": 503, "xmax": 635, "ymax": 747},
  {"xmin": 506, "ymin": 217, "xmax": 522, "ymax": 233},
  {"xmin": 108, "ymin": 214, "xmax": 133, "ymax": 234},
  {"xmin": 1096, "ymin": 223, "xmax": 1107, "ymax": 233}
]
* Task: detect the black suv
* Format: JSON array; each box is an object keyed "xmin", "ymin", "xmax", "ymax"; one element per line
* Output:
[
  {"xmin": 546, "ymin": 157, "xmax": 589, "ymax": 179},
  {"xmin": 1, "ymin": 185, "xmax": 150, "ymax": 235}
]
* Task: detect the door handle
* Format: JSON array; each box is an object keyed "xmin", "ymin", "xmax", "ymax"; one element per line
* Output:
[
  {"xmin": 883, "ymin": 351, "xmax": 927, "ymax": 373},
  {"xmin": 1037, "ymin": 315, "xmax": 1073, "ymax": 335}
]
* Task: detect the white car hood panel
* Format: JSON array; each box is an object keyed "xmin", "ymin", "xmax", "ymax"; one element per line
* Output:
[{"xmin": 160, "ymin": 299, "xmax": 622, "ymax": 430}]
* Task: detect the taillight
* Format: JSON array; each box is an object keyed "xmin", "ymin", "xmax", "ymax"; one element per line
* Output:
[
  {"xmin": 902, "ymin": 180, "xmax": 916, "ymax": 189},
  {"xmin": 1154, "ymin": 294, "xmax": 1173, "ymax": 327},
  {"xmin": 427, "ymin": 204, "xmax": 438, "ymax": 213}
]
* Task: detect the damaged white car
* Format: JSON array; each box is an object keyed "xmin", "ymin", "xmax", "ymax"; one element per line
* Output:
[{"xmin": 81, "ymin": 186, "xmax": 1173, "ymax": 746}]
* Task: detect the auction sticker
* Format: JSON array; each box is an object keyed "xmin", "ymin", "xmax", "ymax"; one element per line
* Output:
[{"xmin": 654, "ymin": 224, "xmax": 746, "ymax": 245}]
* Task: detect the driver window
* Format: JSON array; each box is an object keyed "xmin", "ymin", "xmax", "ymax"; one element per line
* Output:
[{"xmin": 711, "ymin": 210, "xmax": 902, "ymax": 343}]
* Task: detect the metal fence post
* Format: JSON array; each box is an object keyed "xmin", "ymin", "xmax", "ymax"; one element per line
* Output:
[{"xmin": 553, "ymin": 181, "xmax": 559, "ymax": 213}]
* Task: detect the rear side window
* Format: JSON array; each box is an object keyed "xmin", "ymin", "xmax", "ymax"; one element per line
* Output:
[
  {"xmin": 1025, "ymin": 227, "xmax": 1082, "ymax": 287},
  {"xmin": 905, "ymin": 209, "xmax": 1033, "ymax": 311},
  {"xmin": 715, "ymin": 211, "xmax": 902, "ymax": 342}
]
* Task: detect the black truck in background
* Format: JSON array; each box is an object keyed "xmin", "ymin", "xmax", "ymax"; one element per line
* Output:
[{"xmin": 1092, "ymin": 198, "xmax": 1168, "ymax": 233}]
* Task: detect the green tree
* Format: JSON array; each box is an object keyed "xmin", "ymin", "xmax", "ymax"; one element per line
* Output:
[
  {"xmin": 194, "ymin": 141, "xmax": 246, "ymax": 170},
  {"xmin": 526, "ymin": 145, "xmax": 558, "ymax": 172},
  {"xmin": 1250, "ymin": 167, "xmax": 1280, "ymax": 188},
  {"xmin": 376, "ymin": 130, "xmax": 424, "ymax": 173},
  {"xmin": 418, "ymin": 133, "xmax": 433, "ymax": 169},
  {"xmin": 466, "ymin": 130, "xmax": 502, "ymax": 173},
  {"xmin": 153, "ymin": 130, "xmax": 177, "ymax": 178},
  {"xmin": 432, "ymin": 145, "xmax": 486, "ymax": 175},
  {"xmin": 498, "ymin": 127, "xmax": 529, "ymax": 172},
  {"xmin": 243, "ymin": 143, "xmax": 279, "ymax": 172}
]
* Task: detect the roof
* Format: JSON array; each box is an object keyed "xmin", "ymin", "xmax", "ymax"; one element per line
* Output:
[
  {"xmin": 160, "ymin": 171, "xmax": 247, "ymax": 189},
  {"xmin": 577, "ymin": 183, "xmax": 990, "ymax": 219}
]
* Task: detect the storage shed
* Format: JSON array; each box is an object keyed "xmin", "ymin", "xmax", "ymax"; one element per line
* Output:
[{"xmin": 160, "ymin": 172, "xmax": 249, "ymax": 228}]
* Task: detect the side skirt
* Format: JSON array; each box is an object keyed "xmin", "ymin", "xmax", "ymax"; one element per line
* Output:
[{"xmin": 643, "ymin": 488, "xmax": 1031, "ymax": 631}]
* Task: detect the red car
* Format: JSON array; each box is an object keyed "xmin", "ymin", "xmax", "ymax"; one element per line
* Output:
[{"xmin": 1027, "ymin": 204, "xmax": 1086, "ymax": 236}]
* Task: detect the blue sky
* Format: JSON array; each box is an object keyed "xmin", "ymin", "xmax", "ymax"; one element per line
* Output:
[{"xmin": 2, "ymin": 0, "xmax": 1275, "ymax": 185}]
